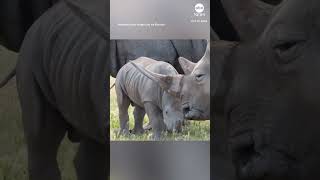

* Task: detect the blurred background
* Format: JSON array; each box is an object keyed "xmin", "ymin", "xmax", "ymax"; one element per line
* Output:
[{"xmin": 0, "ymin": 45, "xmax": 78, "ymax": 180}]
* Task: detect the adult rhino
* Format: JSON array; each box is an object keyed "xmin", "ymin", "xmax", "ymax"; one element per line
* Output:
[{"xmin": 212, "ymin": 0, "xmax": 320, "ymax": 179}]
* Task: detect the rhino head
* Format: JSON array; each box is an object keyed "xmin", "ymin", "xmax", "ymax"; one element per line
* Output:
[
  {"xmin": 161, "ymin": 91, "xmax": 184, "ymax": 131},
  {"xmin": 130, "ymin": 62, "xmax": 184, "ymax": 131},
  {"xmin": 178, "ymin": 43, "xmax": 210, "ymax": 120}
]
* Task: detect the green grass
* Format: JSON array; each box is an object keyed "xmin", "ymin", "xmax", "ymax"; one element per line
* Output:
[
  {"xmin": 0, "ymin": 46, "xmax": 77, "ymax": 180},
  {"xmin": 110, "ymin": 77, "xmax": 210, "ymax": 141}
]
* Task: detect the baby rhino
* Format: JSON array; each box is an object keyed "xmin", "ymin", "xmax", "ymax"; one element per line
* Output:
[{"xmin": 115, "ymin": 57, "xmax": 184, "ymax": 139}]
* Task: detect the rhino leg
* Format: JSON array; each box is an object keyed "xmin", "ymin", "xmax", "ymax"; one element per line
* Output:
[
  {"xmin": 143, "ymin": 102, "xmax": 166, "ymax": 140},
  {"xmin": 132, "ymin": 106, "xmax": 145, "ymax": 134},
  {"xmin": 26, "ymin": 111, "xmax": 66, "ymax": 180},
  {"xmin": 18, "ymin": 75, "xmax": 66, "ymax": 180},
  {"xmin": 74, "ymin": 139, "xmax": 108, "ymax": 180},
  {"xmin": 116, "ymin": 87, "xmax": 130, "ymax": 135}
]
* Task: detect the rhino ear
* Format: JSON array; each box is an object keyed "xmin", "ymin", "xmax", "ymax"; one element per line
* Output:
[
  {"xmin": 130, "ymin": 62, "xmax": 183, "ymax": 96},
  {"xmin": 178, "ymin": 57, "xmax": 196, "ymax": 75},
  {"xmin": 221, "ymin": 0, "xmax": 274, "ymax": 40}
]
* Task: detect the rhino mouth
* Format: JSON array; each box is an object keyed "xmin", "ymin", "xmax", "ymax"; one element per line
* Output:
[
  {"xmin": 230, "ymin": 132, "xmax": 294, "ymax": 180},
  {"xmin": 228, "ymin": 103, "xmax": 297, "ymax": 180},
  {"xmin": 230, "ymin": 133, "xmax": 262, "ymax": 179},
  {"xmin": 182, "ymin": 103, "xmax": 206, "ymax": 120}
]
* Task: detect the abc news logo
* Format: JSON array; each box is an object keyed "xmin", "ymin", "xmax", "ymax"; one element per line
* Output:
[{"xmin": 194, "ymin": 3, "xmax": 205, "ymax": 17}]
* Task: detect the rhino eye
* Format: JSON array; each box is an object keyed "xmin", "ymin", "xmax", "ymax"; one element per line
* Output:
[
  {"xmin": 273, "ymin": 39, "xmax": 305, "ymax": 64},
  {"xmin": 195, "ymin": 74, "xmax": 205, "ymax": 81},
  {"xmin": 274, "ymin": 41, "xmax": 297, "ymax": 52}
]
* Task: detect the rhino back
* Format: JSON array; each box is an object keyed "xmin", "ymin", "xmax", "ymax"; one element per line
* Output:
[
  {"xmin": 17, "ymin": 1, "xmax": 108, "ymax": 143},
  {"xmin": 116, "ymin": 58, "xmax": 177, "ymax": 108}
]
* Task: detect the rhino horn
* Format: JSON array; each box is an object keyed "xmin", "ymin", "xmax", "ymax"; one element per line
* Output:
[
  {"xmin": 178, "ymin": 57, "xmax": 197, "ymax": 75},
  {"xmin": 130, "ymin": 62, "xmax": 183, "ymax": 96},
  {"xmin": 195, "ymin": 41, "xmax": 210, "ymax": 66},
  {"xmin": 221, "ymin": 0, "xmax": 275, "ymax": 40},
  {"xmin": 179, "ymin": 41, "xmax": 210, "ymax": 75}
]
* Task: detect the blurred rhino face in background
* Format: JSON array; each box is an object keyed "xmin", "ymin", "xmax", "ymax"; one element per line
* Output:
[{"xmin": 219, "ymin": 0, "xmax": 320, "ymax": 179}]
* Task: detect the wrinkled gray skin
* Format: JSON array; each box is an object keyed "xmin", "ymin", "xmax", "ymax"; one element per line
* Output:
[
  {"xmin": 214, "ymin": 0, "xmax": 320, "ymax": 179},
  {"xmin": 5, "ymin": 1, "xmax": 109, "ymax": 180},
  {"xmin": 116, "ymin": 57, "xmax": 184, "ymax": 139},
  {"xmin": 211, "ymin": 40, "xmax": 239, "ymax": 180},
  {"xmin": 209, "ymin": 28, "xmax": 238, "ymax": 180}
]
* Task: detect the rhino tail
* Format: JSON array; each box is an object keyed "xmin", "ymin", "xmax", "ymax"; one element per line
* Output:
[{"xmin": 0, "ymin": 67, "xmax": 16, "ymax": 88}]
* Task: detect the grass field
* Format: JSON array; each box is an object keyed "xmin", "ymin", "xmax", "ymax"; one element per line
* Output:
[
  {"xmin": 0, "ymin": 46, "xmax": 78, "ymax": 180},
  {"xmin": 110, "ymin": 77, "xmax": 210, "ymax": 141}
]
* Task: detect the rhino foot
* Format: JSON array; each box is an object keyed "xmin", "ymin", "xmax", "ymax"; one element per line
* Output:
[
  {"xmin": 132, "ymin": 127, "xmax": 145, "ymax": 135},
  {"xmin": 143, "ymin": 123, "xmax": 152, "ymax": 131},
  {"xmin": 119, "ymin": 128, "xmax": 130, "ymax": 136},
  {"xmin": 151, "ymin": 131, "xmax": 162, "ymax": 141}
]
